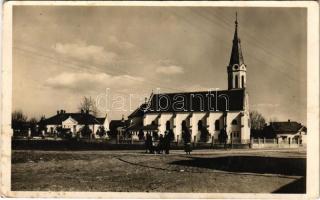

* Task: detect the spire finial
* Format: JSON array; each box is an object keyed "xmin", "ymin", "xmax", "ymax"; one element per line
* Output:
[{"xmin": 235, "ymin": 12, "xmax": 238, "ymax": 26}]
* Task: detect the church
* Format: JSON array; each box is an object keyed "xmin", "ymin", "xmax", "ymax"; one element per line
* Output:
[{"xmin": 127, "ymin": 15, "xmax": 251, "ymax": 144}]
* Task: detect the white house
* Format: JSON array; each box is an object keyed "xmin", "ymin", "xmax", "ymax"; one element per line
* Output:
[
  {"xmin": 127, "ymin": 16, "xmax": 251, "ymax": 144},
  {"xmin": 40, "ymin": 110, "xmax": 108, "ymax": 138},
  {"xmin": 269, "ymin": 120, "xmax": 307, "ymax": 145}
]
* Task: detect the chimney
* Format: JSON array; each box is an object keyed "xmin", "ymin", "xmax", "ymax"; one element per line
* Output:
[
  {"xmin": 57, "ymin": 110, "xmax": 60, "ymax": 115},
  {"xmin": 121, "ymin": 114, "xmax": 125, "ymax": 122},
  {"xmin": 288, "ymin": 119, "xmax": 291, "ymax": 122},
  {"xmin": 60, "ymin": 109, "xmax": 63, "ymax": 114},
  {"xmin": 81, "ymin": 109, "xmax": 84, "ymax": 114}
]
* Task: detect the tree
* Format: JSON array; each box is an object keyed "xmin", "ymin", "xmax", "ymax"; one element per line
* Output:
[
  {"xmin": 38, "ymin": 115, "xmax": 47, "ymax": 132},
  {"xmin": 12, "ymin": 110, "xmax": 28, "ymax": 133},
  {"xmin": 29, "ymin": 117, "xmax": 38, "ymax": 136},
  {"xmin": 138, "ymin": 129, "xmax": 144, "ymax": 140},
  {"xmin": 80, "ymin": 125, "xmax": 93, "ymax": 139},
  {"xmin": 78, "ymin": 96, "xmax": 98, "ymax": 116},
  {"xmin": 249, "ymin": 110, "xmax": 266, "ymax": 130},
  {"xmin": 218, "ymin": 129, "xmax": 228, "ymax": 145},
  {"xmin": 96, "ymin": 125, "xmax": 106, "ymax": 138}
]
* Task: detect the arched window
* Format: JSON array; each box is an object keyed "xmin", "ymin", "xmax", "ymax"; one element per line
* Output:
[
  {"xmin": 197, "ymin": 120, "xmax": 203, "ymax": 131},
  {"xmin": 166, "ymin": 121, "xmax": 170, "ymax": 130},
  {"xmin": 182, "ymin": 120, "xmax": 187, "ymax": 128},
  {"xmin": 215, "ymin": 120, "xmax": 220, "ymax": 130},
  {"xmin": 241, "ymin": 75, "xmax": 245, "ymax": 88},
  {"xmin": 235, "ymin": 75, "xmax": 238, "ymax": 88},
  {"xmin": 228, "ymin": 74, "xmax": 232, "ymax": 88},
  {"xmin": 232, "ymin": 119, "xmax": 238, "ymax": 125}
]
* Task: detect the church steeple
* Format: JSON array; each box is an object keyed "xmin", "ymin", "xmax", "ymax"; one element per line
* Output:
[
  {"xmin": 227, "ymin": 12, "xmax": 247, "ymax": 90},
  {"xmin": 229, "ymin": 12, "xmax": 244, "ymax": 66}
]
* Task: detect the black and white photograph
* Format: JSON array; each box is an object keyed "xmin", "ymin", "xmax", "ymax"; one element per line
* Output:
[{"xmin": 1, "ymin": 1, "xmax": 319, "ymax": 198}]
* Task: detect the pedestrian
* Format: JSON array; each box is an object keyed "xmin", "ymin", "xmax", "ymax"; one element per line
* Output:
[
  {"xmin": 183, "ymin": 129, "xmax": 192, "ymax": 155},
  {"xmin": 145, "ymin": 132, "xmax": 153, "ymax": 153},
  {"xmin": 157, "ymin": 134, "xmax": 164, "ymax": 154},
  {"xmin": 164, "ymin": 131, "xmax": 171, "ymax": 154}
]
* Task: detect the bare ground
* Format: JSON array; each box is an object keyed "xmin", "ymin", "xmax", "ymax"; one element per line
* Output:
[{"xmin": 11, "ymin": 148, "xmax": 306, "ymax": 193}]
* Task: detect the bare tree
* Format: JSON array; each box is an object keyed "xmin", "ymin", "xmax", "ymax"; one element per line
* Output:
[
  {"xmin": 78, "ymin": 96, "xmax": 98, "ymax": 116},
  {"xmin": 250, "ymin": 110, "xmax": 266, "ymax": 130},
  {"xmin": 29, "ymin": 117, "xmax": 38, "ymax": 124},
  {"xmin": 12, "ymin": 110, "xmax": 28, "ymax": 131}
]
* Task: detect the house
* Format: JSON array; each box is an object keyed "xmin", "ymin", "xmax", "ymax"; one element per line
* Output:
[
  {"xmin": 126, "ymin": 15, "xmax": 251, "ymax": 144},
  {"xmin": 109, "ymin": 116, "xmax": 130, "ymax": 138},
  {"xmin": 266, "ymin": 120, "xmax": 307, "ymax": 144},
  {"xmin": 39, "ymin": 109, "xmax": 108, "ymax": 138}
]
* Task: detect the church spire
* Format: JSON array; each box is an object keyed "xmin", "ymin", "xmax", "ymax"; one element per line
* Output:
[
  {"xmin": 229, "ymin": 12, "xmax": 244, "ymax": 66},
  {"xmin": 227, "ymin": 12, "xmax": 247, "ymax": 90}
]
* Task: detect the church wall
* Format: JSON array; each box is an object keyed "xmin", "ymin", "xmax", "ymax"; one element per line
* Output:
[
  {"xmin": 158, "ymin": 113, "xmax": 174, "ymax": 134},
  {"xmin": 143, "ymin": 113, "xmax": 159, "ymax": 126},
  {"xmin": 143, "ymin": 109, "xmax": 250, "ymax": 143},
  {"xmin": 241, "ymin": 92, "xmax": 251, "ymax": 142},
  {"xmin": 207, "ymin": 112, "xmax": 224, "ymax": 140},
  {"xmin": 174, "ymin": 113, "xmax": 190, "ymax": 141},
  {"xmin": 190, "ymin": 112, "xmax": 208, "ymax": 141},
  {"xmin": 225, "ymin": 111, "xmax": 241, "ymax": 141},
  {"xmin": 241, "ymin": 112, "xmax": 251, "ymax": 142}
]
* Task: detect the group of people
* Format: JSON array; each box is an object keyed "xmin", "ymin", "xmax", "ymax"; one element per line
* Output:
[
  {"xmin": 145, "ymin": 132, "xmax": 171, "ymax": 154},
  {"xmin": 144, "ymin": 129, "xmax": 192, "ymax": 155}
]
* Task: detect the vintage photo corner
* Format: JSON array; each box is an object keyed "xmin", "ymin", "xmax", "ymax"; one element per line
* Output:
[{"xmin": 1, "ymin": 1, "xmax": 319, "ymax": 199}]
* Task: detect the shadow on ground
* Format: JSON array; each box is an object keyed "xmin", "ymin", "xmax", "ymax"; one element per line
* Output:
[
  {"xmin": 170, "ymin": 156, "xmax": 306, "ymax": 176},
  {"xmin": 273, "ymin": 176, "xmax": 306, "ymax": 193}
]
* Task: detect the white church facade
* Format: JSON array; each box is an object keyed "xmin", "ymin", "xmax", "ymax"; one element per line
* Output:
[{"xmin": 127, "ymin": 16, "xmax": 251, "ymax": 144}]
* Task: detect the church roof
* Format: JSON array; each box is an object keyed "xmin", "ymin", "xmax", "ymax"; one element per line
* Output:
[
  {"xmin": 128, "ymin": 103, "xmax": 148, "ymax": 118},
  {"xmin": 229, "ymin": 13, "xmax": 244, "ymax": 67},
  {"xmin": 145, "ymin": 89, "xmax": 245, "ymax": 113}
]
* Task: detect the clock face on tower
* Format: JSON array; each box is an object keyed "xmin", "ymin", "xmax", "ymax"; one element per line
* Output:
[{"xmin": 233, "ymin": 65, "xmax": 239, "ymax": 70}]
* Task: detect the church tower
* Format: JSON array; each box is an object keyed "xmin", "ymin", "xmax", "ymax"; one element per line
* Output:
[{"xmin": 227, "ymin": 13, "xmax": 247, "ymax": 90}]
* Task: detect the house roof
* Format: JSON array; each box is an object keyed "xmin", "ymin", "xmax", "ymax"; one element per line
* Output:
[
  {"xmin": 40, "ymin": 113, "xmax": 101, "ymax": 125},
  {"xmin": 144, "ymin": 89, "xmax": 245, "ymax": 113},
  {"xmin": 109, "ymin": 120, "xmax": 129, "ymax": 131},
  {"xmin": 128, "ymin": 103, "xmax": 148, "ymax": 118},
  {"xmin": 142, "ymin": 124, "xmax": 158, "ymax": 131},
  {"xmin": 96, "ymin": 117, "xmax": 105, "ymax": 124},
  {"xmin": 126, "ymin": 121, "xmax": 142, "ymax": 131},
  {"xmin": 270, "ymin": 121, "xmax": 304, "ymax": 134}
]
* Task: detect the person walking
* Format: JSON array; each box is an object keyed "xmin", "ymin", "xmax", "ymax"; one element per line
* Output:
[
  {"xmin": 157, "ymin": 134, "xmax": 164, "ymax": 154},
  {"xmin": 183, "ymin": 128, "xmax": 192, "ymax": 155},
  {"xmin": 164, "ymin": 131, "xmax": 171, "ymax": 154},
  {"xmin": 145, "ymin": 132, "xmax": 153, "ymax": 153}
]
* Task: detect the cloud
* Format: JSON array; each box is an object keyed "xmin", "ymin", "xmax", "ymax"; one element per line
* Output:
[
  {"xmin": 45, "ymin": 72, "xmax": 144, "ymax": 92},
  {"xmin": 53, "ymin": 41, "xmax": 117, "ymax": 64},
  {"xmin": 107, "ymin": 36, "xmax": 135, "ymax": 50},
  {"xmin": 155, "ymin": 65, "xmax": 184, "ymax": 75}
]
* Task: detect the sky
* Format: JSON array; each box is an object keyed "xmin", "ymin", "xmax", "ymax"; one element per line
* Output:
[{"xmin": 13, "ymin": 6, "xmax": 307, "ymax": 124}]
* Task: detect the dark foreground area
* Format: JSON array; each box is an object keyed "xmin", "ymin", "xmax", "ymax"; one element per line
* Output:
[{"xmin": 11, "ymin": 149, "xmax": 306, "ymax": 193}]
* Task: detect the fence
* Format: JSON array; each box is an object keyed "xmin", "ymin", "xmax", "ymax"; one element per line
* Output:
[
  {"xmin": 13, "ymin": 134, "xmax": 303, "ymax": 150},
  {"xmin": 251, "ymin": 137, "xmax": 303, "ymax": 148}
]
